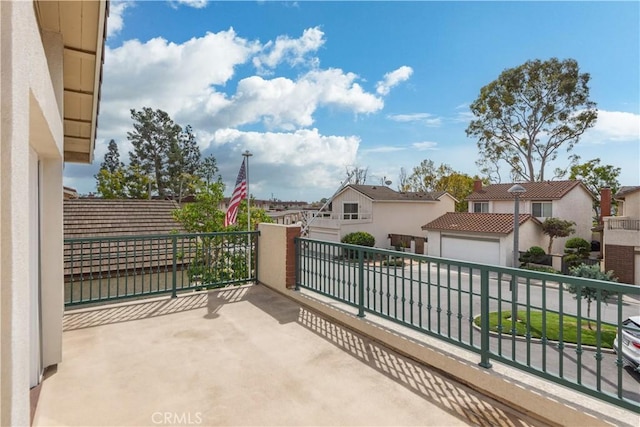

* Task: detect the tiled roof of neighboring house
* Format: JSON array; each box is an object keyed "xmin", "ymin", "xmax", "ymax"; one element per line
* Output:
[
  {"xmin": 64, "ymin": 199, "xmax": 184, "ymax": 239},
  {"xmin": 467, "ymin": 180, "xmax": 590, "ymax": 201},
  {"xmin": 422, "ymin": 212, "xmax": 539, "ymax": 234},
  {"xmin": 348, "ymin": 185, "xmax": 447, "ymax": 201},
  {"xmin": 63, "ymin": 186, "xmax": 79, "ymax": 200},
  {"xmin": 615, "ymin": 186, "xmax": 640, "ymax": 199}
]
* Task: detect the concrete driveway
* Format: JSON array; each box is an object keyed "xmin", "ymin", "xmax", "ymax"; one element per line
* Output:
[{"xmin": 33, "ymin": 285, "xmax": 541, "ymax": 427}]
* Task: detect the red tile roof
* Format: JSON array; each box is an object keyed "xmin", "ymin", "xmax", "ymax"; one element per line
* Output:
[
  {"xmin": 348, "ymin": 185, "xmax": 446, "ymax": 201},
  {"xmin": 467, "ymin": 180, "xmax": 590, "ymax": 201},
  {"xmin": 422, "ymin": 212, "xmax": 540, "ymax": 234}
]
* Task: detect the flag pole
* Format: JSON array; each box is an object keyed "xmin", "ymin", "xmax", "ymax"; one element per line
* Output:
[{"xmin": 243, "ymin": 150, "xmax": 253, "ymax": 279}]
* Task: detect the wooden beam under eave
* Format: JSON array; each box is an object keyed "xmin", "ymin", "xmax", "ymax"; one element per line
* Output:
[{"xmin": 64, "ymin": 151, "xmax": 91, "ymax": 164}]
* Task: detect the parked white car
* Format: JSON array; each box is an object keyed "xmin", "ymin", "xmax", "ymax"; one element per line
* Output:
[{"xmin": 614, "ymin": 316, "xmax": 640, "ymax": 370}]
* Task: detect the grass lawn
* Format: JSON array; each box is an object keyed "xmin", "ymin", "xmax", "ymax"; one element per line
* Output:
[{"xmin": 474, "ymin": 310, "xmax": 617, "ymax": 349}]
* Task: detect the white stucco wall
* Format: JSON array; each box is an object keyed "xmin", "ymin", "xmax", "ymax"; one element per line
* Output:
[
  {"xmin": 484, "ymin": 187, "xmax": 593, "ymax": 254},
  {"xmin": 622, "ymin": 191, "xmax": 640, "ymax": 218},
  {"xmin": 551, "ymin": 186, "xmax": 594, "ymax": 252},
  {"xmin": 1, "ymin": 3, "xmax": 65, "ymax": 425}
]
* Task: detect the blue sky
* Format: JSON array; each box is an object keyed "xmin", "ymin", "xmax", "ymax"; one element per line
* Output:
[{"xmin": 64, "ymin": 0, "xmax": 640, "ymax": 201}]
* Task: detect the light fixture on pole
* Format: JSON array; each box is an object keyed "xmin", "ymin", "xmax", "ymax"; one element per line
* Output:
[{"xmin": 508, "ymin": 183, "xmax": 526, "ymax": 324}]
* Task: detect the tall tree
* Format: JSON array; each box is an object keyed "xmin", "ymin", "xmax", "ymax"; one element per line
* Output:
[
  {"xmin": 199, "ymin": 154, "xmax": 219, "ymax": 185},
  {"xmin": 345, "ymin": 166, "xmax": 368, "ymax": 184},
  {"xmin": 95, "ymin": 140, "xmax": 127, "ymax": 198},
  {"xmin": 435, "ymin": 172, "xmax": 476, "ymax": 212},
  {"xmin": 101, "ymin": 139, "xmax": 123, "ymax": 173},
  {"xmin": 466, "ymin": 58, "xmax": 598, "ymax": 182},
  {"xmin": 128, "ymin": 107, "xmax": 182, "ymax": 198},
  {"xmin": 167, "ymin": 125, "xmax": 202, "ymax": 203},
  {"xmin": 397, "ymin": 167, "xmax": 410, "ymax": 192},
  {"xmin": 406, "ymin": 160, "xmax": 453, "ymax": 192},
  {"xmin": 568, "ymin": 158, "xmax": 621, "ymax": 219}
]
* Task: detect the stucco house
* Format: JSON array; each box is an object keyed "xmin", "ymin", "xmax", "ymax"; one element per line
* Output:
[
  {"xmin": 0, "ymin": 1, "xmax": 107, "ymax": 424},
  {"xmin": 603, "ymin": 186, "xmax": 640, "ymax": 285},
  {"xmin": 308, "ymin": 184, "xmax": 456, "ymax": 253},
  {"xmin": 422, "ymin": 213, "xmax": 543, "ymax": 267},
  {"xmin": 465, "ymin": 180, "xmax": 595, "ymax": 254}
]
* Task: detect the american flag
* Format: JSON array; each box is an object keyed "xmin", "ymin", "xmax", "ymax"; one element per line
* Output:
[{"xmin": 224, "ymin": 159, "xmax": 247, "ymax": 227}]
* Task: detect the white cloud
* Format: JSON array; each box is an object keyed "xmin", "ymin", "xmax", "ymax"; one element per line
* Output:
[
  {"xmin": 586, "ymin": 110, "xmax": 640, "ymax": 142},
  {"xmin": 83, "ymin": 26, "xmax": 394, "ymax": 200},
  {"xmin": 107, "ymin": 1, "xmax": 132, "ymax": 39},
  {"xmin": 210, "ymin": 128, "xmax": 360, "ymax": 190},
  {"xmin": 376, "ymin": 66, "xmax": 413, "ymax": 96},
  {"xmin": 170, "ymin": 0, "xmax": 208, "ymax": 9},
  {"xmin": 253, "ymin": 27, "xmax": 325, "ymax": 72},
  {"xmin": 387, "ymin": 112, "xmax": 441, "ymax": 127},
  {"xmin": 363, "ymin": 146, "xmax": 406, "ymax": 153},
  {"xmin": 211, "ymin": 127, "xmax": 358, "ymax": 166},
  {"xmin": 412, "ymin": 141, "xmax": 438, "ymax": 151}
]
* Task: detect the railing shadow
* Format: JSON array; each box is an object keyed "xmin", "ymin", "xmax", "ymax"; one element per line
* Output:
[
  {"xmin": 63, "ymin": 285, "xmax": 252, "ymax": 331},
  {"xmin": 295, "ymin": 307, "xmax": 542, "ymax": 427}
]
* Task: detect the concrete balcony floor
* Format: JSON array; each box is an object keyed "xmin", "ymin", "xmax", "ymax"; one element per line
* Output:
[{"xmin": 33, "ymin": 285, "xmax": 542, "ymax": 427}]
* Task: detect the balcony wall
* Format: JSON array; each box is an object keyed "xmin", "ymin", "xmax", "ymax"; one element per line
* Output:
[{"xmin": 604, "ymin": 217, "xmax": 640, "ymax": 247}]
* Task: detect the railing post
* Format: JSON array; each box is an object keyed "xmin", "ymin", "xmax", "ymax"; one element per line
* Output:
[
  {"xmin": 357, "ymin": 247, "xmax": 365, "ymax": 318},
  {"xmin": 171, "ymin": 235, "xmax": 177, "ymax": 298},
  {"xmin": 479, "ymin": 268, "xmax": 492, "ymax": 368},
  {"xmin": 294, "ymin": 237, "xmax": 300, "ymax": 291}
]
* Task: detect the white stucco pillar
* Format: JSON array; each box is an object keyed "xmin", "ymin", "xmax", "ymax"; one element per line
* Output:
[
  {"xmin": 40, "ymin": 159, "xmax": 63, "ymax": 368},
  {"xmin": 0, "ymin": 2, "xmax": 33, "ymax": 425}
]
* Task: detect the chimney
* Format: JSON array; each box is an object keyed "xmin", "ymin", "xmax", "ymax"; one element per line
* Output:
[
  {"xmin": 600, "ymin": 187, "xmax": 612, "ymax": 224},
  {"xmin": 473, "ymin": 179, "xmax": 483, "ymax": 192}
]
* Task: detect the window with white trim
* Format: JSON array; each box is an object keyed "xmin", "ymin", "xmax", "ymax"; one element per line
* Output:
[
  {"xmin": 532, "ymin": 201, "xmax": 553, "ymax": 218},
  {"xmin": 473, "ymin": 202, "xmax": 489, "ymax": 213},
  {"xmin": 343, "ymin": 202, "xmax": 358, "ymax": 220}
]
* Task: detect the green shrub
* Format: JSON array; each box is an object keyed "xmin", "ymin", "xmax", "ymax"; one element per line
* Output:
[
  {"xmin": 564, "ymin": 237, "xmax": 590, "ymax": 257},
  {"xmin": 520, "ymin": 246, "xmax": 550, "ymax": 266},
  {"xmin": 341, "ymin": 231, "xmax": 375, "ymax": 260},
  {"xmin": 527, "ymin": 246, "xmax": 546, "ymax": 256},
  {"xmin": 341, "ymin": 231, "xmax": 375, "ymax": 247},
  {"xmin": 563, "ymin": 253, "xmax": 583, "ymax": 270}
]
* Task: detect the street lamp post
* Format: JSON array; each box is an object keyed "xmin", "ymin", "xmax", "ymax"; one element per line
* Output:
[{"xmin": 508, "ymin": 184, "xmax": 526, "ymax": 324}]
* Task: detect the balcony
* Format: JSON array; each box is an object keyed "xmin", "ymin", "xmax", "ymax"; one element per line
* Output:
[
  {"xmin": 32, "ymin": 225, "xmax": 640, "ymax": 426},
  {"xmin": 307, "ymin": 211, "xmax": 373, "ymax": 228},
  {"xmin": 34, "ymin": 285, "xmax": 540, "ymax": 426},
  {"xmin": 604, "ymin": 217, "xmax": 640, "ymax": 247}
]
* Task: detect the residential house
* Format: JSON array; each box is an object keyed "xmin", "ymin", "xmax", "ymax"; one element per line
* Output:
[
  {"xmin": 466, "ymin": 180, "xmax": 594, "ymax": 254},
  {"xmin": 308, "ymin": 184, "xmax": 456, "ymax": 253},
  {"xmin": 422, "ymin": 213, "xmax": 543, "ymax": 267},
  {"xmin": 0, "ymin": 1, "xmax": 107, "ymax": 424},
  {"xmin": 603, "ymin": 186, "xmax": 640, "ymax": 285}
]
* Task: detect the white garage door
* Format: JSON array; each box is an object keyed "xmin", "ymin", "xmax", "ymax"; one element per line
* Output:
[
  {"xmin": 308, "ymin": 228, "xmax": 340, "ymax": 243},
  {"xmin": 441, "ymin": 235, "xmax": 500, "ymax": 266}
]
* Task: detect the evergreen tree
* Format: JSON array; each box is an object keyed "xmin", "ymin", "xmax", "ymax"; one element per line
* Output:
[
  {"xmin": 128, "ymin": 108, "xmax": 182, "ymax": 198},
  {"xmin": 101, "ymin": 139, "xmax": 123, "ymax": 173},
  {"xmin": 167, "ymin": 125, "xmax": 202, "ymax": 202}
]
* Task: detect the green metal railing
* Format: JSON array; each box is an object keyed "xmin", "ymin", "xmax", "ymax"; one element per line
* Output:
[
  {"xmin": 295, "ymin": 237, "xmax": 640, "ymax": 413},
  {"xmin": 64, "ymin": 231, "xmax": 258, "ymax": 307}
]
